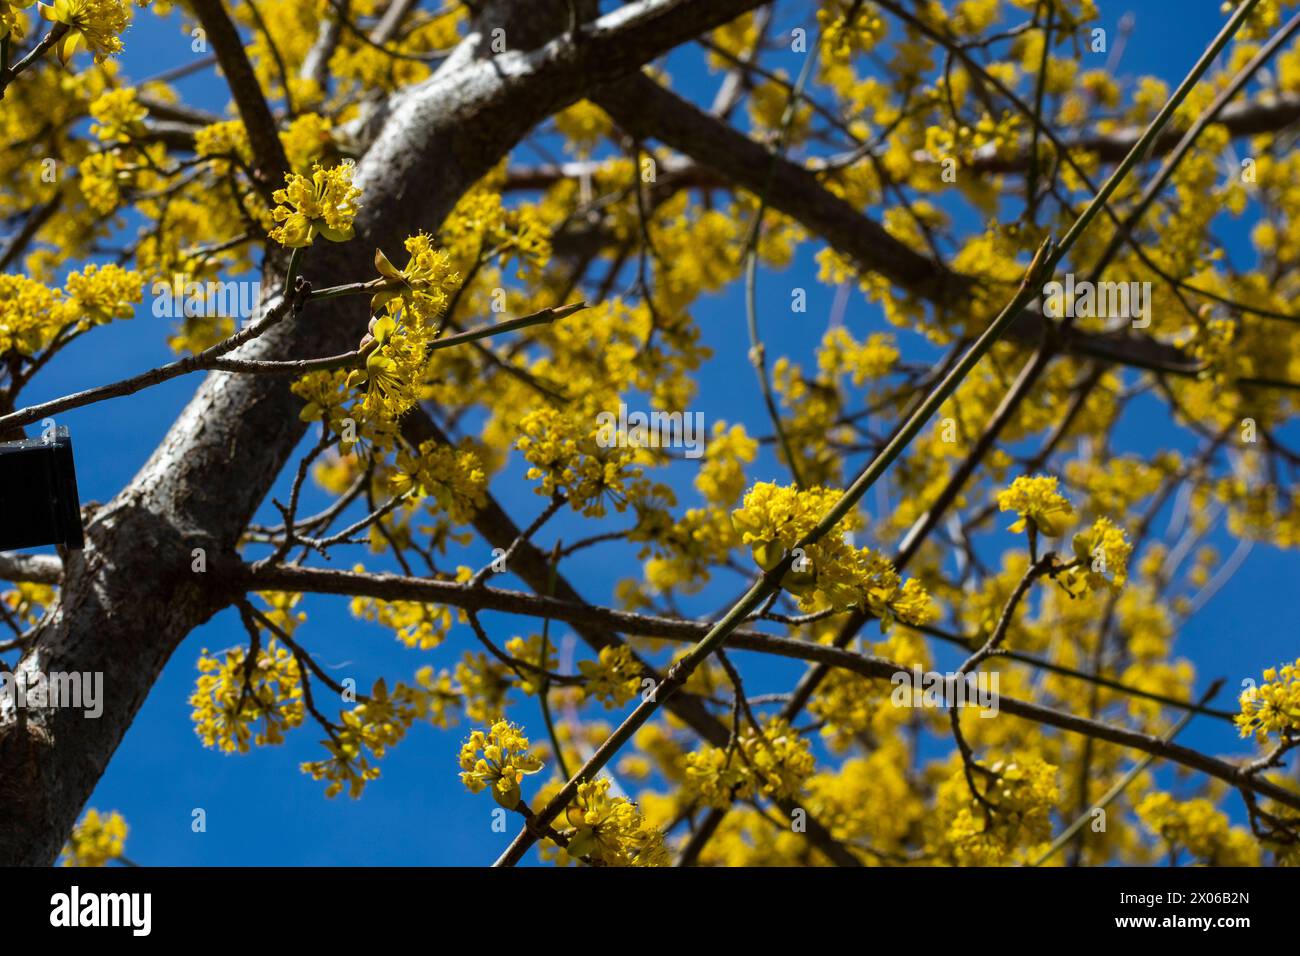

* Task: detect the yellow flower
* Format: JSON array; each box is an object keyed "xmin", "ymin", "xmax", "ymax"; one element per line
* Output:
[
  {"xmin": 516, "ymin": 406, "xmax": 645, "ymax": 518},
  {"xmin": 292, "ymin": 369, "xmax": 353, "ymax": 436},
  {"xmin": 562, "ymin": 778, "xmax": 668, "ymax": 866},
  {"xmin": 370, "ymin": 233, "xmax": 461, "ymax": 322},
  {"xmin": 996, "ymin": 474, "xmax": 1075, "ymax": 537},
  {"xmin": 388, "ymin": 439, "xmax": 486, "ymax": 523},
  {"xmin": 189, "ymin": 638, "xmax": 304, "ymax": 754},
  {"xmin": 1, "ymin": 2, "xmax": 36, "ymax": 42},
  {"xmin": 194, "ymin": 119, "xmax": 251, "ymax": 167},
  {"xmin": 554, "ymin": 99, "xmax": 611, "ymax": 157},
  {"xmin": 345, "ymin": 313, "xmax": 423, "ymax": 421},
  {"xmin": 817, "ymin": 327, "xmax": 899, "ymax": 385},
  {"xmin": 2, "ymin": 580, "xmax": 57, "ymax": 625},
  {"xmin": 269, "ymin": 161, "xmax": 361, "ymax": 248},
  {"xmin": 352, "ymin": 592, "xmax": 454, "ymax": 651},
  {"xmin": 818, "ymin": 0, "xmax": 885, "ymax": 56},
  {"xmin": 280, "ymin": 112, "xmax": 335, "ymax": 172},
  {"xmin": 458, "ymin": 720, "xmax": 545, "ymax": 809},
  {"xmin": 59, "ymin": 809, "xmax": 128, "ymax": 867},
  {"xmin": 577, "ymin": 645, "xmax": 643, "ymax": 708},
  {"xmin": 62, "ymin": 262, "xmax": 142, "ymax": 328},
  {"xmin": 694, "ymin": 421, "xmax": 757, "ymax": 507},
  {"xmin": 931, "ymin": 752, "xmax": 1060, "ymax": 865},
  {"xmin": 300, "ymin": 676, "xmax": 429, "ymax": 798},
  {"xmin": 39, "ymin": 0, "xmax": 136, "ymax": 65},
  {"xmin": 731, "ymin": 481, "xmax": 932, "ymax": 625},
  {"xmin": 77, "ymin": 150, "xmax": 131, "ymax": 214},
  {"xmin": 684, "ymin": 716, "xmax": 815, "ymax": 808},
  {"xmin": 1066, "ymin": 516, "xmax": 1132, "ymax": 592},
  {"xmin": 1136, "ymin": 792, "xmax": 1259, "ymax": 866},
  {"xmin": 1236, "ymin": 659, "xmax": 1300, "ymax": 743},
  {"xmin": 0, "ymin": 273, "xmax": 69, "ymax": 355},
  {"xmin": 88, "ymin": 87, "xmax": 146, "ymax": 141}
]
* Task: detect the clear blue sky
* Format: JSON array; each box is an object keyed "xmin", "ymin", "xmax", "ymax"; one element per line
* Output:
[{"xmin": 17, "ymin": 0, "xmax": 1295, "ymax": 865}]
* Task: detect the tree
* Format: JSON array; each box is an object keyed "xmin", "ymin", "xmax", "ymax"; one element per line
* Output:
[{"xmin": 3, "ymin": 0, "xmax": 1300, "ymax": 868}]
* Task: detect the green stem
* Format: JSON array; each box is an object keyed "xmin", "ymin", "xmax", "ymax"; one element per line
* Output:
[
  {"xmin": 308, "ymin": 278, "xmax": 386, "ymax": 301},
  {"xmin": 283, "ymin": 246, "xmax": 304, "ymax": 297}
]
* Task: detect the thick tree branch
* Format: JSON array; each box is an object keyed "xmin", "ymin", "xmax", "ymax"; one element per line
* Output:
[
  {"xmin": 592, "ymin": 72, "xmax": 1199, "ymax": 375},
  {"xmin": 0, "ymin": 552, "xmax": 62, "ymax": 587},
  {"xmin": 189, "ymin": 0, "xmax": 291, "ymax": 186}
]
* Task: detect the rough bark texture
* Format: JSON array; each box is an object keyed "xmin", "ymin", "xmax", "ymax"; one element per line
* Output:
[{"xmin": 0, "ymin": 0, "xmax": 771, "ymax": 866}]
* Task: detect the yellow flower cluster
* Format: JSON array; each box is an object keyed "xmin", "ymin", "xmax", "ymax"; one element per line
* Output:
[
  {"xmin": 458, "ymin": 720, "xmax": 545, "ymax": 809},
  {"xmin": 440, "ymin": 184, "xmax": 552, "ymax": 277},
  {"xmin": 932, "ymin": 753, "xmax": 1060, "ymax": 865},
  {"xmin": 1187, "ymin": 317, "xmax": 1252, "ymax": 385},
  {"xmin": 389, "ymin": 439, "xmax": 486, "ymax": 524},
  {"xmin": 553, "ymin": 99, "xmax": 611, "ymax": 157},
  {"xmin": 300, "ymin": 677, "xmax": 429, "ymax": 798},
  {"xmin": 996, "ymin": 474, "xmax": 1075, "ymax": 537},
  {"xmin": 1064, "ymin": 516, "xmax": 1133, "ymax": 593},
  {"xmin": 810, "ymin": 626, "xmax": 932, "ymax": 748},
  {"xmin": 346, "ymin": 312, "xmax": 426, "ymax": 423},
  {"xmin": 88, "ymin": 87, "xmax": 146, "ymax": 142},
  {"xmin": 684, "ymin": 717, "xmax": 814, "ymax": 809},
  {"xmin": 516, "ymin": 406, "xmax": 643, "ymax": 517},
  {"xmin": 817, "ymin": 327, "xmax": 899, "ymax": 386},
  {"xmin": 731, "ymin": 481, "xmax": 932, "ymax": 624},
  {"xmin": 0, "ymin": 0, "xmax": 30, "ymax": 42},
  {"xmin": 503, "ymin": 634, "xmax": 557, "ymax": 696},
  {"xmin": 59, "ymin": 808, "xmax": 128, "ymax": 867},
  {"xmin": 269, "ymin": 162, "xmax": 361, "ymax": 248},
  {"xmin": 41, "ymin": 0, "xmax": 141, "ymax": 65},
  {"xmin": 924, "ymin": 112, "xmax": 1022, "ymax": 166},
  {"xmin": 800, "ymin": 741, "xmax": 922, "ymax": 861},
  {"xmin": 455, "ymin": 652, "xmax": 514, "ymax": 723},
  {"xmin": 1136, "ymin": 792, "xmax": 1259, "ymax": 865},
  {"xmin": 642, "ymin": 506, "xmax": 736, "ymax": 595},
  {"xmin": 1236, "ymin": 659, "xmax": 1300, "ymax": 743},
  {"xmin": 189, "ymin": 639, "xmax": 304, "ymax": 753},
  {"xmin": 694, "ymin": 421, "xmax": 757, "ymax": 507},
  {"xmin": 350, "ymin": 593, "xmax": 455, "ymax": 651},
  {"xmin": 280, "ymin": 112, "xmax": 335, "ymax": 172},
  {"xmin": 578, "ymin": 645, "xmax": 643, "ymax": 709},
  {"xmin": 371, "ymin": 233, "xmax": 461, "ymax": 322},
  {"xmin": 259, "ymin": 590, "xmax": 307, "ymax": 635},
  {"xmin": 2, "ymin": 580, "xmax": 57, "ymax": 625},
  {"xmin": 770, "ymin": 356, "xmax": 846, "ymax": 485},
  {"xmin": 561, "ymin": 778, "xmax": 668, "ymax": 866},
  {"xmin": 997, "ymin": 477, "xmax": 1142, "ymax": 597},
  {"xmin": 818, "ymin": 0, "xmax": 886, "ymax": 56},
  {"xmin": 293, "ymin": 369, "xmax": 358, "ymax": 441},
  {"xmin": 194, "ymin": 119, "xmax": 251, "ymax": 168},
  {"xmin": 77, "ymin": 150, "xmax": 130, "ymax": 214},
  {"xmin": 0, "ymin": 273, "xmax": 67, "ymax": 355},
  {"xmin": 63, "ymin": 261, "xmax": 142, "ymax": 327}
]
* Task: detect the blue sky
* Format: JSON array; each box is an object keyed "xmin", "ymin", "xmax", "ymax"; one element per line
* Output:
[{"xmin": 13, "ymin": 0, "xmax": 1297, "ymax": 865}]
